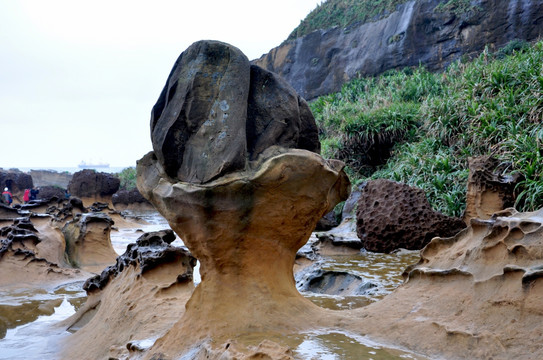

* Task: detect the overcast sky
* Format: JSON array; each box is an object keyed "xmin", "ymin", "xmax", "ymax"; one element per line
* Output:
[{"xmin": 0, "ymin": 0, "xmax": 320, "ymax": 169}]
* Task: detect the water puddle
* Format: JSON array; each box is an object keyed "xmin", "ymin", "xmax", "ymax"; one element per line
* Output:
[
  {"xmin": 0, "ymin": 282, "xmax": 87, "ymax": 359},
  {"xmin": 301, "ymin": 250, "xmax": 420, "ymax": 310},
  {"xmin": 291, "ymin": 330, "xmax": 427, "ymax": 360}
]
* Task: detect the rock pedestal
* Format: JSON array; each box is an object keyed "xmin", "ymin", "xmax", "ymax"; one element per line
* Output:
[
  {"xmin": 137, "ymin": 40, "xmax": 350, "ymax": 357},
  {"xmin": 138, "ymin": 148, "xmax": 349, "ymax": 349}
]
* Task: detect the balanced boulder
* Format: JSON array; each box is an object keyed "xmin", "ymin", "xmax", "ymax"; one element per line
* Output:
[{"xmin": 149, "ymin": 40, "xmax": 320, "ymax": 184}]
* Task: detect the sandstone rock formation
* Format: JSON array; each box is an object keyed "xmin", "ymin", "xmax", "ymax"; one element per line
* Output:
[
  {"xmin": 150, "ymin": 40, "xmax": 320, "ymax": 184},
  {"xmin": 68, "ymin": 169, "xmax": 120, "ymax": 206},
  {"xmin": 61, "ymin": 230, "xmax": 197, "ymax": 360},
  {"xmin": 35, "ymin": 185, "xmax": 66, "ymax": 201},
  {"xmin": 0, "ymin": 216, "xmax": 89, "ymax": 288},
  {"xmin": 0, "ymin": 168, "xmax": 33, "ymax": 199},
  {"xmin": 134, "ymin": 40, "xmax": 349, "ymax": 357},
  {"xmin": 111, "ymin": 188, "xmax": 153, "ymax": 211},
  {"xmin": 30, "ymin": 169, "xmax": 72, "ymax": 188},
  {"xmin": 356, "ymin": 179, "xmax": 466, "ymax": 252},
  {"xmin": 352, "ymin": 207, "xmax": 543, "ymax": 360},
  {"xmin": 463, "ymin": 155, "xmax": 520, "ymax": 222},
  {"xmin": 254, "ymin": 0, "xmax": 543, "ymax": 99},
  {"xmin": 62, "ymin": 212, "xmax": 118, "ymax": 273}
]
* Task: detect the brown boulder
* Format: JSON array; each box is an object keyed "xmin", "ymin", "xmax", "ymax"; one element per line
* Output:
[
  {"xmin": 356, "ymin": 179, "xmax": 466, "ymax": 253},
  {"xmin": 68, "ymin": 170, "xmax": 120, "ymax": 201}
]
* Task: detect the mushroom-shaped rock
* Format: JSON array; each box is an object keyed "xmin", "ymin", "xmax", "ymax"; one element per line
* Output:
[{"xmin": 137, "ymin": 40, "xmax": 350, "ymax": 355}]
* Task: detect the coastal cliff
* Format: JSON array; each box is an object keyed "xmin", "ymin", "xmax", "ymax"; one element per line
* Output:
[{"xmin": 254, "ymin": 0, "xmax": 543, "ymax": 99}]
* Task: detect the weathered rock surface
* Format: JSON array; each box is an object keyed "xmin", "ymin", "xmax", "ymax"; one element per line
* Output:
[
  {"xmin": 0, "ymin": 216, "xmax": 89, "ymax": 288},
  {"xmin": 68, "ymin": 170, "xmax": 120, "ymax": 203},
  {"xmin": 137, "ymin": 147, "xmax": 349, "ymax": 355},
  {"xmin": 254, "ymin": 0, "xmax": 543, "ymax": 99},
  {"xmin": 296, "ymin": 268, "xmax": 377, "ymax": 296},
  {"xmin": 111, "ymin": 189, "xmax": 153, "ymax": 210},
  {"xmin": 62, "ymin": 212, "xmax": 118, "ymax": 272},
  {"xmin": 352, "ymin": 207, "xmax": 543, "ymax": 360},
  {"xmin": 463, "ymin": 155, "xmax": 520, "ymax": 222},
  {"xmin": 83, "ymin": 229, "xmax": 195, "ymax": 292},
  {"xmin": 30, "ymin": 169, "xmax": 72, "ymax": 188},
  {"xmin": 36, "ymin": 185, "xmax": 66, "ymax": 201},
  {"xmin": 247, "ymin": 65, "xmax": 320, "ymax": 159},
  {"xmin": 150, "ymin": 40, "xmax": 320, "ymax": 184},
  {"xmin": 62, "ymin": 230, "xmax": 197, "ymax": 360},
  {"xmin": 0, "ymin": 169, "xmax": 33, "ymax": 199},
  {"xmin": 356, "ymin": 179, "xmax": 466, "ymax": 253}
]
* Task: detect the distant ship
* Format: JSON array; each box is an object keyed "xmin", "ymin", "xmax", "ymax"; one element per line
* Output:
[{"xmin": 78, "ymin": 161, "xmax": 110, "ymax": 168}]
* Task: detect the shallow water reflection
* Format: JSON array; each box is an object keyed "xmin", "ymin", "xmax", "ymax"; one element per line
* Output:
[
  {"xmin": 301, "ymin": 250, "xmax": 420, "ymax": 310},
  {"xmin": 292, "ymin": 330, "xmax": 426, "ymax": 360}
]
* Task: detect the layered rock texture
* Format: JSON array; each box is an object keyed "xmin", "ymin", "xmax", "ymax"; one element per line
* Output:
[
  {"xmin": 254, "ymin": 0, "xmax": 543, "ymax": 99},
  {"xmin": 30, "ymin": 169, "xmax": 72, "ymax": 188},
  {"xmin": 463, "ymin": 155, "xmax": 520, "ymax": 222},
  {"xmin": 356, "ymin": 179, "xmax": 466, "ymax": 252},
  {"xmin": 62, "ymin": 230, "xmax": 197, "ymax": 360},
  {"xmin": 62, "ymin": 212, "xmax": 118, "ymax": 273},
  {"xmin": 353, "ymin": 207, "xmax": 543, "ymax": 360},
  {"xmin": 135, "ymin": 40, "xmax": 350, "ymax": 357}
]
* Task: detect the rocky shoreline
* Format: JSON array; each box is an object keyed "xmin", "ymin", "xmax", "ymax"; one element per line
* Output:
[{"xmin": 2, "ymin": 40, "xmax": 542, "ymax": 360}]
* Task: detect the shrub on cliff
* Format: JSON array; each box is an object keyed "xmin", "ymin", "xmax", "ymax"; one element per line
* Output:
[
  {"xmin": 313, "ymin": 40, "xmax": 543, "ymax": 216},
  {"xmin": 116, "ymin": 167, "xmax": 137, "ymax": 191}
]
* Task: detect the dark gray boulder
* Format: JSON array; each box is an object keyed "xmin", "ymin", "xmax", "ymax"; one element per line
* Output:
[
  {"xmin": 247, "ymin": 65, "xmax": 320, "ymax": 159},
  {"xmin": 68, "ymin": 170, "xmax": 120, "ymax": 198},
  {"xmin": 149, "ymin": 40, "xmax": 321, "ymax": 184},
  {"xmin": 151, "ymin": 40, "xmax": 250, "ymax": 183}
]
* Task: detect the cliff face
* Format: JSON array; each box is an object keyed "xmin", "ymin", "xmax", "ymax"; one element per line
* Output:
[{"xmin": 254, "ymin": 0, "xmax": 543, "ymax": 100}]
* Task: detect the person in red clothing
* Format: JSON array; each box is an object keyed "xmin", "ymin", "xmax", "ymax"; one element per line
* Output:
[
  {"xmin": 23, "ymin": 188, "xmax": 31, "ymax": 203},
  {"xmin": 2, "ymin": 187, "xmax": 13, "ymax": 206}
]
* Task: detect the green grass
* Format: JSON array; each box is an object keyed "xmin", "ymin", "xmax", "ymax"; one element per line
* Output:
[
  {"xmin": 312, "ymin": 40, "xmax": 543, "ymax": 216},
  {"xmin": 288, "ymin": 0, "xmax": 480, "ymax": 41}
]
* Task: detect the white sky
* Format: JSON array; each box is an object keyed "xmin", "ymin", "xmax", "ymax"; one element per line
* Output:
[{"xmin": 0, "ymin": 0, "xmax": 320, "ymax": 168}]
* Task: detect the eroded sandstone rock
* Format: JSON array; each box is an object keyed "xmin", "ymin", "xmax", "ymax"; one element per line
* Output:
[
  {"xmin": 463, "ymin": 155, "xmax": 520, "ymax": 222},
  {"xmin": 356, "ymin": 179, "xmax": 466, "ymax": 253},
  {"xmin": 62, "ymin": 212, "xmax": 117, "ymax": 272},
  {"xmin": 150, "ymin": 40, "xmax": 320, "ymax": 184},
  {"xmin": 83, "ymin": 229, "xmax": 195, "ymax": 293},
  {"xmin": 135, "ymin": 40, "xmax": 349, "ymax": 358},
  {"xmin": 68, "ymin": 170, "xmax": 120, "ymax": 204},
  {"xmin": 351, "ymin": 207, "xmax": 543, "ymax": 360}
]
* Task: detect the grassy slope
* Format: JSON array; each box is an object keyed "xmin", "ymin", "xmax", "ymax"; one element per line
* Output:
[
  {"xmin": 311, "ymin": 40, "xmax": 543, "ymax": 217},
  {"xmin": 287, "ymin": 0, "xmax": 474, "ymax": 41}
]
